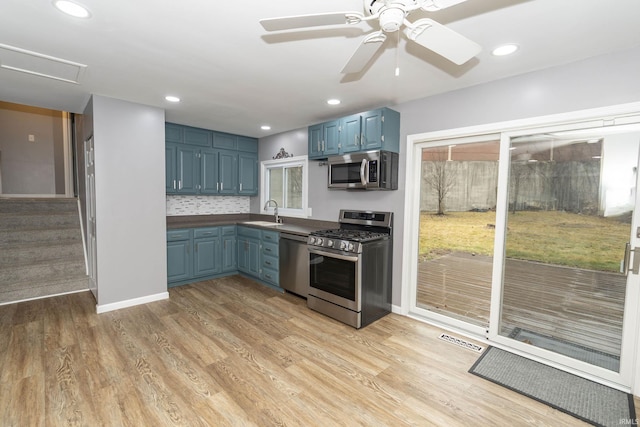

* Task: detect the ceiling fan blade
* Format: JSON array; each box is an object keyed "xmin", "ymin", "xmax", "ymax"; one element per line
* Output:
[
  {"xmin": 404, "ymin": 18, "xmax": 481, "ymax": 65},
  {"xmin": 341, "ymin": 32, "xmax": 387, "ymax": 74},
  {"xmin": 421, "ymin": 0, "xmax": 468, "ymax": 12},
  {"xmin": 260, "ymin": 11, "xmax": 364, "ymax": 31}
]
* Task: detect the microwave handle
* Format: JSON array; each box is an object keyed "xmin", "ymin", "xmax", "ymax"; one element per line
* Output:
[{"xmin": 360, "ymin": 159, "xmax": 368, "ymax": 186}]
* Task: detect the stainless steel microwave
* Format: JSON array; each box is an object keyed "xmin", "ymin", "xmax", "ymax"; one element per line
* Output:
[{"xmin": 328, "ymin": 150, "xmax": 398, "ymax": 190}]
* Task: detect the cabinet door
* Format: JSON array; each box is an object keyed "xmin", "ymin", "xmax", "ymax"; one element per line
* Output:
[
  {"xmin": 238, "ymin": 153, "xmax": 258, "ymax": 195},
  {"xmin": 166, "ymin": 145, "xmax": 177, "ymax": 193},
  {"xmin": 213, "ymin": 132, "xmax": 237, "ymax": 150},
  {"xmin": 167, "ymin": 239, "xmax": 191, "ymax": 283},
  {"xmin": 184, "ymin": 127, "xmax": 211, "ymax": 147},
  {"xmin": 248, "ymin": 239, "xmax": 260, "ymax": 276},
  {"xmin": 165, "ymin": 123, "xmax": 183, "ymax": 144},
  {"xmin": 222, "ymin": 235, "xmax": 236, "ymax": 273},
  {"xmin": 176, "ymin": 146, "xmax": 199, "ymax": 193},
  {"xmin": 361, "ymin": 109, "xmax": 383, "ymax": 150},
  {"xmin": 218, "ymin": 151, "xmax": 237, "ymax": 194},
  {"xmin": 193, "ymin": 237, "xmax": 220, "ymax": 277},
  {"xmin": 323, "ymin": 120, "xmax": 341, "ymax": 156},
  {"xmin": 237, "ymin": 237, "xmax": 250, "ymax": 273},
  {"xmin": 341, "ymin": 114, "xmax": 362, "ymax": 153},
  {"xmin": 200, "ymin": 149, "xmax": 219, "ymax": 194},
  {"xmin": 308, "ymin": 124, "xmax": 323, "ymax": 159}
]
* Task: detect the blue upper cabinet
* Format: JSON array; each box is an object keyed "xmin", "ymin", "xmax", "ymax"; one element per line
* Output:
[
  {"xmin": 213, "ymin": 132, "xmax": 237, "ymax": 150},
  {"xmin": 218, "ymin": 150, "xmax": 238, "ymax": 194},
  {"xmin": 308, "ymin": 119, "xmax": 340, "ymax": 160},
  {"xmin": 309, "ymin": 107, "xmax": 400, "ymax": 159},
  {"xmin": 165, "ymin": 123, "xmax": 258, "ymax": 195},
  {"xmin": 238, "ymin": 153, "xmax": 258, "ymax": 195}
]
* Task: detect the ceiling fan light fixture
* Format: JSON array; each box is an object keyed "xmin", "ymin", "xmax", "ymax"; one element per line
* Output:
[
  {"xmin": 379, "ymin": 8, "xmax": 405, "ymax": 32},
  {"xmin": 53, "ymin": 0, "xmax": 91, "ymax": 18},
  {"xmin": 492, "ymin": 43, "xmax": 519, "ymax": 56}
]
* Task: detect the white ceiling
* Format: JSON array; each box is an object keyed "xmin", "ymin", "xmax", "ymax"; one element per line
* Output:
[{"xmin": 1, "ymin": 0, "xmax": 639, "ymax": 138}]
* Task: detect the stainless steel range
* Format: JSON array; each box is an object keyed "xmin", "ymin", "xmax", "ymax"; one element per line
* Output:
[{"xmin": 307, "ymin": 210, "xmax": 393, "ymax": 329}]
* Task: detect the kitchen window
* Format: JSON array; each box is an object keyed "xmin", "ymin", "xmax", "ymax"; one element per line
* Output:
[{"xmin": 260, "ymin": 155, "xmax": 309, "ymax": 218}]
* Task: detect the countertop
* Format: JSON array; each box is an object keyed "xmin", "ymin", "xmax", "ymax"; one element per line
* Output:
[{"xmin": 166, "ymin": 214, "xmax": 337, "ymax": 237}]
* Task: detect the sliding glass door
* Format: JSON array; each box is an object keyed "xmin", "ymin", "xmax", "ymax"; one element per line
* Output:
[
  {"xmin": 406, "ymin": 105, "xmax": 640, "ymax": 389},
  {"xmin": 493, "ymin": 124, "xmax": 640, "ymax": 386}
]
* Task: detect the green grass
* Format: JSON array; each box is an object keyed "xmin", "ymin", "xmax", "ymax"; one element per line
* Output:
[{"xmin": 419, "ymin": 210, "xmax": 630, "ymax": 272}]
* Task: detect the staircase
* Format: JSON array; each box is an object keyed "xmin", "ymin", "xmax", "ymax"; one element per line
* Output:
[{"xmin": 0, "ymin": 198, "xmax": 88, "ymax": 304}]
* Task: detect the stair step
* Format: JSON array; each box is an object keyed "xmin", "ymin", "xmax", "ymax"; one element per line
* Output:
[
  {"xmin": 0, "ymin": 277, "xmax": 89, "ymax": 305},
  {"xmin": 0, "ymin": 211, "xmax": 79, "ymax": 230},
  {"xmin": 0, "ymin": 258, "xmax": 86, "ymax": 284},
  {"xmin": 0, "ymin": 198, "xmax": 77, "ymax": 214},
  {"xmin": 0, "ymin": 227, "xmax": 83, "ymax": 245},
  {"xmin": 0, "ymin": 241, "xmax": 84, "ymax": 267}
]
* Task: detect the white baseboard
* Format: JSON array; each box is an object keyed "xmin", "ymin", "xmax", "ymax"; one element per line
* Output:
[
  {"xmin": 391, "ymin": 304, "xmax": 407, "ymax": 315},
  {"xmin": 96, "ymin": 291, "xmax": 169, "ymax": 314}
]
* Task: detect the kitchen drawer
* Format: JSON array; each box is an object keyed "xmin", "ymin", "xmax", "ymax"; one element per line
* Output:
[
  {"xmin": 261, "ymin": 230, "xmax": 279, "ymax": 243},
  {"xmin": 238, "ymin": 226, "xmax": 261, "ymax": 239},
  {"xmin": 261, "ymin": 254, "xmax": 279, "ymax": 272},
  {"xmin": 221, "ymin": 225, "xmax": 236, "ymax": 236},
  {"xmin": 262, "ymin": 241, "xmax": 278, "ymax": 257},
  {"xmin": 194, "ymin": 227, "xmax": 220, "ymax": 238},
  {"xmin": 261, "ymin": 267, "xmax": 279, "ymax": 286},
  {"xmin": 167, "ymin": 229, "xmax": 192, "ymax": 241}
]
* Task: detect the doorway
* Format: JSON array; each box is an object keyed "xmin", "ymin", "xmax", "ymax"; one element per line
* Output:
[{"xmin": 405, "ymin": 104, "xmax": 640, "ymax": 390}]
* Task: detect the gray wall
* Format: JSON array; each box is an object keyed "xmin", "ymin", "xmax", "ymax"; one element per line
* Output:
[
  {"xmin": 255, "ymin": 45, "xmax": 640, "ymax": 306},
  {"xmin": 89, "ymin": 95, "xmax": 167, "ymax": 306},
  {"xmin": 0, "ymin": 101, "xmax": 65, "ymax": 195}
]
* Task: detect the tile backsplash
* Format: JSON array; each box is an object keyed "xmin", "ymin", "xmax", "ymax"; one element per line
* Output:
[{"xmin": 166, "ymin": 195, "xmax": 250, "ymax": 216}]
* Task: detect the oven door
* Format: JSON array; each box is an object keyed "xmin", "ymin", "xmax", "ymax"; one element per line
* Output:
[{"xmin": 309, "ymin": 247, "xmax": 361, "ymax": 312}]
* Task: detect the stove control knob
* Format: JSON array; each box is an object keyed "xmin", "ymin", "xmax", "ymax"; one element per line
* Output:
[
  {"xmin": 309, "ymin": 237, "xmax": 315, "ymax": 245},
  {"xmin": 317, "ymin": 238, "xmax": 324, "ymax": 246},
  {"xmin": 348, "ymin": 242, "xmax": 355, "ymax": 252},
  {"xmin": 339, "ymin": 241, "xmax": 348, "ymax": 251},
  {"xmin": 327, "ymin": 239, "xmax": 334, "ymax": 248}
]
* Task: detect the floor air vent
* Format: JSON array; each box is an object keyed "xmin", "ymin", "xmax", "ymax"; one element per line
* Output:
[{"xmin": 438, "ymin": 333, "xmax": 484, "ymax": 353}]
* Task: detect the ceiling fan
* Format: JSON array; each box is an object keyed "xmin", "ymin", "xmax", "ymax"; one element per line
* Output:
[{"xmin": 259, "ymin": 0, "xmax": 482, "ymax": 74}]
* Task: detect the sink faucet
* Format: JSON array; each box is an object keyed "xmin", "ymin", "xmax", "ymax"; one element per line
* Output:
[{"xmin": 263, "ymin": 199, "xmax": 282, "ymax": 223}]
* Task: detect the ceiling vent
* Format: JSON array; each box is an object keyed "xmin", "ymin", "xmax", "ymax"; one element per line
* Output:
[{"xmin": 0, "ymin": 43, "xmax": 87, "ymax": 84}]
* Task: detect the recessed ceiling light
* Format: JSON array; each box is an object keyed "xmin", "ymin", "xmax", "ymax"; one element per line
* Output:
[
  {"xmin": 53, "ymin": 0, "xmax": 91, "ymax": 18},
  {"xmin": 165, "ymin": 95, "xmax": 180, "ymax": 103},
  {"xmin": 261, "ymin": 125, "xmax": 271, "ymax": 131},
  {"xmin": 492, "ymin": 44, "xmax": 519, "ymax": 56},
  {"xmin": 327, "ymin": 99, "xmax": 341, "ymax": 106}
]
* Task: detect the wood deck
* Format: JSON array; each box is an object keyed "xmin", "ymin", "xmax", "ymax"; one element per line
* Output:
[{"xmin": 417, "ymin": 252, "xmax": 626, "ymax": 356}]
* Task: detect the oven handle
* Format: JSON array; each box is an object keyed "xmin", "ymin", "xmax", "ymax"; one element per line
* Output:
[
  {"xmin": 360, "ymin": 159, "xmax": 368, "ymax": 187},
  {"xmin": 309, "ymin": 248, "xmax": 359, "ymax": 263}
]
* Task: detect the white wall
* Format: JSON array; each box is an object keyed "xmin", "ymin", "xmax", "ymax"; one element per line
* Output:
[
  {"xmin": 90, "ymin": 95, "xmax": 168, "ymax": 308},
  {"xmin": 255, "ymin": 45, "xmax": 640, "ymax": 306}
]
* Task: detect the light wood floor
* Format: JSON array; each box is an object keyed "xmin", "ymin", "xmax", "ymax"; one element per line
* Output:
[{"xmin": 2, "ymin": 275, "xmax": 629, "ymax": 426}]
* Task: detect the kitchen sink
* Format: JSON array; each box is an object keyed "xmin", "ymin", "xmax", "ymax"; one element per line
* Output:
[{"xmin": 241, "ymin": 221, "xmax": 283, "ymax": 227}]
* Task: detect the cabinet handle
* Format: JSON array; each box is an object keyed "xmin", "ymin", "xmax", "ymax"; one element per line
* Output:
[
  {"xmin": 355, "ymin": 134, "xmax": 358, "ymax": 146},
  {"xmin": 360, "ymin": 133, "xmax": 364, "ymax": 146},
  {"xmin": 239, "ymin": 183, "xmax": 243, "ymax": 192},
  {"xmin": 178, "ymin": 180, "xmax": 183, "ymax": 190},
  {"xmin": 221, "ymin": 182, "xmax": 224, "ymax": 191},
  {"xmin": 265, "ymin": 248, "xmax": 271, "ymax": 253},
  {"xmin": 265, "ymin": 261, "xmax": 271, "ymax": 266},
  {"xmin": 173, "ymin": 179, "xmax": 177, "ymax": 190}
]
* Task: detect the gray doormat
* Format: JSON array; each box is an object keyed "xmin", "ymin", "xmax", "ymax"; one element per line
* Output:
[
  {"xmin": 469, "ymin": 346, "xmax": 636, "ymax": 427},
  {"xmin": 508, "ymin": 327, "xmax": 620, "ymax": 372}
]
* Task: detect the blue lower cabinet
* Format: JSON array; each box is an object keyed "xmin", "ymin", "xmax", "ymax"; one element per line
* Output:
[
  {"xmin": 167, "ymin": 226, "xmax": 233, "ymax": 287},
  {"xmin": 167, "ymin": 229, "xmax": 192, "ymax": 285},
  {"xmin": 168, "ymin": 225, "xmax": 281, "ymax": 290}
]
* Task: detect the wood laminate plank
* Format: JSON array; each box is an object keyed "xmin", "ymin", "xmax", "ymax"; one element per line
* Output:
[{"xmin": 0, "ymin": 278, "xmax": 599, "ymax": 426}]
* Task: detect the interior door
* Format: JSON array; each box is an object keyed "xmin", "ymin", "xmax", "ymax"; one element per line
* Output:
[
  {"xmin": 492, "ymin": 123, "xmax": 640, "ymax": 388},
  {"xmin": 84, "ymin": 136, "xmax": 98, "ymax": 299}
]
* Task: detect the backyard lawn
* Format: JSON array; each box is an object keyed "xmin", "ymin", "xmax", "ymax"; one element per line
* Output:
[{"xmin": 419, "ymin": 210, "xmax": 630, "ymax": 272}]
